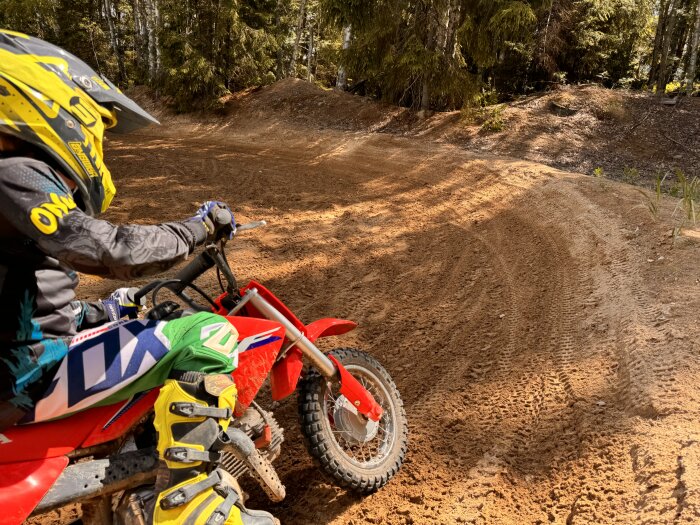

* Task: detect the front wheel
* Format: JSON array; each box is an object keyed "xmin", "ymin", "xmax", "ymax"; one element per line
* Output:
[{"xmin": 298, "ymin": 348, "xmax": 408, "ymax": 494}]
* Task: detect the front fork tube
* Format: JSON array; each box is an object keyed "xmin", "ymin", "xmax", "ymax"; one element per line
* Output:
[
  {"xmin": 230, "ymin": 288, "xmax": 383, "ymax": 421},
  {"xmin": 229, "ymin": 288, "xmax": 338, "ymax": 379}
]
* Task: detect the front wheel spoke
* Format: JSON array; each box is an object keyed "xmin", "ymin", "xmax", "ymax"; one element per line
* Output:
[{"xmin": 315, "ymin": 365, "xmax": 399, "ymax": 468}]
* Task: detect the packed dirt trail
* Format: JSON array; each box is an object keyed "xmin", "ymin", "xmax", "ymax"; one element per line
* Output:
[{"xmin": 81, "ymin": 82, "xmax": 700, "ymax": 524}]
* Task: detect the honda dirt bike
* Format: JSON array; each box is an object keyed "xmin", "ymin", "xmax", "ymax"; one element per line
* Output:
[{"xmin": 0, "ymin": 214, "xmax": 408, "ymax": 524}]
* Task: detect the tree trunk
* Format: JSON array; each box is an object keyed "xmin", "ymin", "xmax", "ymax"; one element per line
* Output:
[
  {"xmin": 420, "ymin": 5, "xmax": 436, "ymax": 112},
  {"xmin": 142, "ymin": 0, "xmax": 160, "ymax": 81},
  {"xmin": 650, "ymin": 0, "xmax": 671, "ymax": 85},
  {"xmin": 132, "ymin": 0, "xmax": 149, "ymax": 78},
  {"xmin": 275, "ymin": 0, "xmax": 285, "ymax": 79},
  {"xmin": 656, "ymin": 0, "xmax": 679, "ymax": 95},
  {"xmin": 336, "ymin": 24, "xmax": 351, "ymax": 90},
  {"xmin": 103, "ymin": 0, "xmax": 124, "ymax": 81},
  {"xmin": 437, "ymin": 0, "xmax": 450, "ymax": 51},
  {"xmin": 289, "ymin": 0, "xmax": 307, "ymax": 77},
  {"xmin": 444, "ymin": 0, "xmax": 461, "ymax": 58},
  {"xmin": 542, "ymin": 0, "xmax": 554, "ymax": 56},
  {"xmin": 306, "ymin": 17, "xmax": 314, "ymax": 82},
  {"xmin": 153, "ymin": 0, "xmax": 161, "ymax": 72},
  {"xmin": 687, "ymin": 0, "xmax": 700, "ymax": 93},
  {"xmin": 420, "ymin": 75, "xmax": 430, "ymax": 111},
  {"xmin": 672, "ymin": 9, "xmax": 691, "ymax": 71}
]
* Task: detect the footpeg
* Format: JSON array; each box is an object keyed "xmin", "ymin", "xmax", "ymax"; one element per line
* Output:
[{"xmin": 217, "ymin": 428, "xmax": 286, "ymax": 502}]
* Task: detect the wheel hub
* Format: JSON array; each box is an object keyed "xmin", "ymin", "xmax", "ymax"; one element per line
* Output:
[{"xmin": 333, "ymin": 395, "xmax": 379, "ymax": 444}]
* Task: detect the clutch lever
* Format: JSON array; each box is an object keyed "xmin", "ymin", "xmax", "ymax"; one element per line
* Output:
[{"xmin": 133, "ymin": 281, "xmax": 162, "ymax": 305}]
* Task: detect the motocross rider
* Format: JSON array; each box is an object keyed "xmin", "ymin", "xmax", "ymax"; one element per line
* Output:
[{"xmin": 0, "ymin": 29, "xmax": 278, "ymax": 525}]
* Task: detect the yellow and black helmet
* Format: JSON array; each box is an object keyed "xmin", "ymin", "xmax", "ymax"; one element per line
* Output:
[{"xmin": 0, "ymin": 29, "xmax": 159, "ymax": 215}]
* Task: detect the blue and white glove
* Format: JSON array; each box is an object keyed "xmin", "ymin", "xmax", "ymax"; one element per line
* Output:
[
  {"xmin": 101, "ymin": 288, "xmax": 145, "ymax": 322},
  {"xmin": 190, "ymin": 201, "xmax": 236, "ymax": 242}
]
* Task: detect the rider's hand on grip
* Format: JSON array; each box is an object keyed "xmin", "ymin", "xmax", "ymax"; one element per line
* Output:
[
  {"xmin": 102, "ymin": 287, "xmax": 145, "ymax": 321},
  {"xmin": 191, "ymin": 201, "xmax": 236, "ymax": 242}
]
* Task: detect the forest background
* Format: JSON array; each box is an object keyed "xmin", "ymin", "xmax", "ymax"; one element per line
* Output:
[{"xmin": 2, "ymin": 0, "xmax": 699, "ymax": 112}]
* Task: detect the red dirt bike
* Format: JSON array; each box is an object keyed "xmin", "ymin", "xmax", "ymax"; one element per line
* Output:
[{"xmin": 0, "ymin": 217, "xmax": 408, "ymax": 524}]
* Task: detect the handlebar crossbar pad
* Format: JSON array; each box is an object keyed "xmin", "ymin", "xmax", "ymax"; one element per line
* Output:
[{"xmin": 170, "ymin": 252, "xmax": 216, "ymax": 294}]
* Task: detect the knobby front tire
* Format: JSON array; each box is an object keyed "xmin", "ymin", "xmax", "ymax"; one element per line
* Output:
[{"xmin": 298, "ymin": 348, "xmax": 408, "ymax": 494}]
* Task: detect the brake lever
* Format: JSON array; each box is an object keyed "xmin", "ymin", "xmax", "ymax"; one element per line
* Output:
[{"xmin": 236, "ymin": 220, "xmax": 267, "ymax": 232}]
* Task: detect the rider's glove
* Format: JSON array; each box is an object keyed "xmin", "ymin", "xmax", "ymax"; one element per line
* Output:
[
  {"xmin": 101, "ymin": 287, "xmax": 145, "ymax": 322},
  {"xmin": 189, "ymin": 201, "xmax": 236, "ymax": 242}
]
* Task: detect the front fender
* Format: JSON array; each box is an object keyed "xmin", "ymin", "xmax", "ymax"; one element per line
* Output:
[
  {"xmin": 270, "ymin": 318, "xmax": 357, "ymax": 401},
  {"xmin": 304, "ymin": 318, "xmax": 357, "ymax": 343}
]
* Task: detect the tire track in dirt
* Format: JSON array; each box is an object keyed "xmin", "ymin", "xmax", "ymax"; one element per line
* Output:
[
  {"xmin": 443, "ymin": 203, "xmax": 595, "ymax": 523},
  {"xmin": 524, "ymin": 182, "xmax": 693, "ymax": 523}
]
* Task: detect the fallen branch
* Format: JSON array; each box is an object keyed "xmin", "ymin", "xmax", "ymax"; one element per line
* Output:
[{"xmin": 661, "ymin": 132, "xmax": 699, "ymax": 158}]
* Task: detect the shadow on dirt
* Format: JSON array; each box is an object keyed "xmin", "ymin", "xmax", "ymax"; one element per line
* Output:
[{"xmin": 86, "ymin": 125, "xmax": 687, "ymax": 524}]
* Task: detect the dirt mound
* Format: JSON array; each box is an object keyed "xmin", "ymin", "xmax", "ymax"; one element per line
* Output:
[
  {"xmin": 132, "ymin": 80, "xmax": 699, "ymax": 186},
  {"xmin": 222, "ymin": 79, "xmax": 406, "ymax": 131},
  {"xmin": 127, "ymin": 79, "xmax": 405, "ymax": 136},
  {"xmin": 433, "ymin": 86, "xmax": 700, "ymax": 183}
]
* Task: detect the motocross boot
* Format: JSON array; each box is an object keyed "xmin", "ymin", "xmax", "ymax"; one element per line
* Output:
[{"xmin": 152, "ymin": 373, "xmax": 278, "ymax": 525}]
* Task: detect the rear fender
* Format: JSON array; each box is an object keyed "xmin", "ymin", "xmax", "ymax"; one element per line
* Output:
[
  {"xmin": 0, "ymin": 403, "xmax": 125, "ymax": 463},
  {"xmin": 0, "ymin": 456, "xmax": 68, "ymax": 525}
]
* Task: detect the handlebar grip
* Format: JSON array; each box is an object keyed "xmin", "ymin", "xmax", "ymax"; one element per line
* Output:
[
  {"xmin": 170, "ymin": 252, "xmax": 216, "ymax": 294},
  {"xmin": 214, "ymin": 208, "xmax": 233, "ymax": 226}
]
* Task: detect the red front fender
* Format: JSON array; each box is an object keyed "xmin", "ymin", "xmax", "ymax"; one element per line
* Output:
[
  {"xmin": 304, "ymin": 318, "xmax": 357, "ymax": 343},
  {"xmin": 269, "ymin": 318, "xmax": 357, "ymax": 401}
]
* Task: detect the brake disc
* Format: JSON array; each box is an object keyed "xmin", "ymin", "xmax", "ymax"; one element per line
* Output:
[{"xmin": 333, "ymin": 395, "xmax": 379, "ymax": 444}]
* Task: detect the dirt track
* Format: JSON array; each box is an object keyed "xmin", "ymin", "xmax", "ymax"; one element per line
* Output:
[{"xmin": 82, "ymin": 84, "xmax": 700, "ymax": 524}]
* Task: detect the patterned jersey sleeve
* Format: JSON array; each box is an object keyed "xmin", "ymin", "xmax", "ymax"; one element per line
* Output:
[{"xmin": 0, "ymin": 157, "xmax": 207, "ymax": 280}]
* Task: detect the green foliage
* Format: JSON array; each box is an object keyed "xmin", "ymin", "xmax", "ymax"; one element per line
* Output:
[
  {"xmin": 622, "ymin": 166, "xmax": 640, "ymax": 183},
  {"xmin": 156, "ymin": 0, "xmax": 278, "ymax": 110},
  {"xmin": 481, "ymin": 104, "xmax": 507, "ymax": 131},
  {"xmin": 0, "ymin": 0, "xmax": 59, "ymax": 40},
  {"xmin": 635, "ymin": 173, "xmax": 665, "ymax": 220},
  {"xmin": 673, "ymin": 170, "xmax": 700, "ymax": 225},
  {"xmin": 593, "ymin": 167, "xmax": 606, "ymax": 177},
  {"xmin": 642, "ymin": 170, "xmax": 700, "ymax": 229},
  {"xmin": 0, "ymin": 0, "xmax": 681, "ymax": 111}
]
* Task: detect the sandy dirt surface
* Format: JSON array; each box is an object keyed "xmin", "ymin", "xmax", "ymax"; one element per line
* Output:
[{"xmin": 72, "ymin": 82, "xmax": 700, "ymax": 524}]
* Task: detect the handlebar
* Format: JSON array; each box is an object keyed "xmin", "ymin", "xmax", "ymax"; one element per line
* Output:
[
  {"xmin": 132, "ymin": 217, "xmax": 267, "ymax": 307},
  {"xmin": 172, "ymin": 251, "xmax": 217, "ymax": 294}
]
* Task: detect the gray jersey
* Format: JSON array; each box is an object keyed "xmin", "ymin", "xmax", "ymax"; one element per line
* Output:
[{"xmin": 0, "ymin": 156, "xmax": 206, "ymax": 426}]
